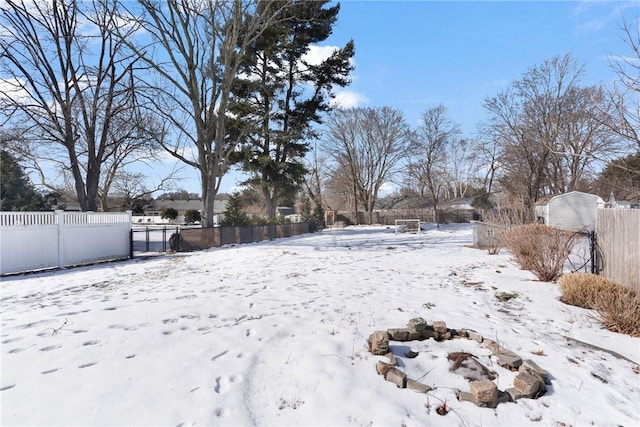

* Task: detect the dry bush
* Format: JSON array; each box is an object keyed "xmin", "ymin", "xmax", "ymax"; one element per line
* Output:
[
  {"xmin": 478, "ymin": 206, "xmax": 530, "ymax": 255},
  {"xmin": 558, "ymin": 273, "xmax": 614, "ymax": 308},
  {"xmin": 504, "ymin": 224, "xmax": 577, "ymax": 281},
  {"xmin": 592, "ymin": 289, "xmax": 640, "ymax": 337},
  {"xmin": 558, "ymin": 273, "xmax": 640, "ymax": 337},
  {"xmin": 480, "ymin": 208, "xmax": 528, "ymax": 226}
]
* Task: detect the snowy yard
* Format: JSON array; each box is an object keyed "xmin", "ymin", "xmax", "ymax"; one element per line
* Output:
[{"xmin": 1, "ymin": 224, "xmax": 639, "ymax": 426}]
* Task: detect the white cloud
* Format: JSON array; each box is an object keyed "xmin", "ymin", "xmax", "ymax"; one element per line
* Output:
[
  {"xmin": 303, "ymin": 45, "xmax": 339, "ymax": 66},
  {"xmin": 0, "ymin": 78, "xmax": 31, "ymax": 103},
  {"xmin": 378, "ymin": 181, "xmax": 398, "ymax": 197},
  {"xmin": 330, "ymin": 90, "xmax": 369, "ymax": 108}
]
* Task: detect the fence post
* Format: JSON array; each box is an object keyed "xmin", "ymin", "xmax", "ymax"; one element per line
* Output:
[
  {"xmin": 130, "ymin": 229, "xmax": 134, "ymax": 259},
  {"xmin": 590, "ymin": 231, "xmax": 598, "ymax": 275},
  {"xmin": 56, "ymin": 210, "xmax": 65, "ymax": 269},
  {"xmin": 162, "ymin": 227, "xmax": 167, "ymax": 252},
  {"xmin": 145, "ymin": 227, "xmax": 150, "ymax": 252}
]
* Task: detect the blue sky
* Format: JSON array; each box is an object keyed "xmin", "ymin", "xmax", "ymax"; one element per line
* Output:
[
  {"xmin": 170, "ymin": 1, "xmax": 640, "ymax": 195},
  {"xmin": 326, "ymin": 1, "xmax": 638, "ymax": 131}
]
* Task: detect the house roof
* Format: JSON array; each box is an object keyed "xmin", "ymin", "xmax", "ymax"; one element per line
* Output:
[{"xmin": 147, "ymin": 199, "xmax": 227, "ymax": 212}]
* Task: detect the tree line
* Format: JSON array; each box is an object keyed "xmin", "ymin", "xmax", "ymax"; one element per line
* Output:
[
  {"xmin": 1, "ymin": 1, "xmax": 638, "ymax": 226},
  {"xmin": 1, "ymin": 0, "xmax": 353, "ymax": 227}
]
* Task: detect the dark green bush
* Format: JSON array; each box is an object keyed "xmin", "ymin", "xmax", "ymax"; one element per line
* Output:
[
  {"xmin": 184, "ymin": 209, "xmax": 201, "ymax": 224},
  {"xmin": 160, "ymin": 207, "xmax": 178, "ymax": 221}
]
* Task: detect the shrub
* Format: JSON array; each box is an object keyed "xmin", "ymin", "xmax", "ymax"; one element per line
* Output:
[
  {"xmin": 592, "ymin": 288, "xmax": 640, "ymax": 337},
  {"xmin": 558, "ymin": 273, "xmax": 640, "ymax": 337},
  {"xmin": 160, "ymin": 207, "xmax": 178, "ymax": 221},
  {"xmin": 504, "ymin": 223, "xmax": 577, "ymax": 281},
  {"xmin": 184, "ymin": 209, "xmax": 201, "ymax": 224},
  {"xmin": 558, "ymin": 273, "xmax": 613, "ymax": 309}
]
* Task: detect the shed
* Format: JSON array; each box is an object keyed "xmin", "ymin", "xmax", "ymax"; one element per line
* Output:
[{"xmin": 534, "ymin": 191, "xmax": 605, "ymax": 232}]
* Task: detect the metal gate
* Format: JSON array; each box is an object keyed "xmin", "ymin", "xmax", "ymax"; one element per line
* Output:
[
  {"xmin": 130, "ymin": 226, "xmax": 179, "ymax": 254},
  {"xmin": 566, "ymin": 230, "xmax": 602, "ymax": 275}
]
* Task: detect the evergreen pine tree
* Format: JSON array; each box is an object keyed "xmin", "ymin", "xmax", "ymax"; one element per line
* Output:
[
  {"xmin": 232, "ymin": 1, "xmax": 354, "ymax": 219},
  {"xmin": 0, "ymin": 150, "xmax": 48, "ymax": 211},
  {"xmin": 221, "ymin": 193, "xmax": 251, "ymax": 226}
]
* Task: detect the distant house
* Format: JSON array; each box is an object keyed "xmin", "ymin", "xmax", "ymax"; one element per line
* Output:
[
  {"xmin": 605, "ymin": 192, "xmax": 640, "ymax": 209},
  {"xmin": 534, "ymin": 191, "xmax": 605, "ymax": 232},
  {"xmin": 139, "ymin": 199, "xmax": 228, "ymax": 225},
  {"xmin": 440, "ymin": 197, "xmax": 481, "ymax": 222},
  {"xmin": 146, "ymin": 199, "xmax": 228, "ymax": 216}
]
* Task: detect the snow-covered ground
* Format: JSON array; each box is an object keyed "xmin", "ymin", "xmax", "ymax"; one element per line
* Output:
[{"xmin": 1, "ymin": 224, "xmax": 639, "ymax": 426}]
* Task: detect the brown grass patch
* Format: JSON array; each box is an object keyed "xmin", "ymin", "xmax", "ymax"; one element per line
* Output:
[
  {"xmin": 558, "ymin": 273, "xmax": 614, "ymax": 309},
  {"xmin": 591, "ymin": 288, "xmax": 640, "ymax": 337},
  {"xmin": 558, "ymin": 273, "xmax": 640, "ymax": 337}
]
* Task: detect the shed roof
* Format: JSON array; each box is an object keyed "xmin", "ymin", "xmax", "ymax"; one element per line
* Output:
[{"xmin": 534, "ymin": 191, "xmax": 604, "ymax": 206}]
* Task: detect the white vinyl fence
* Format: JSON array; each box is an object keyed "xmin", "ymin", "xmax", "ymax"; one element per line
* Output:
[{"xmin": 1, "ymin": 211, "xmax": 132, "ymax": 275}]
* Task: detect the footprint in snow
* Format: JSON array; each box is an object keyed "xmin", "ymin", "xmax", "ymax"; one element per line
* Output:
[{"xmin": 214, "ymin": 375, "xmax": 241, "ymax": 394}]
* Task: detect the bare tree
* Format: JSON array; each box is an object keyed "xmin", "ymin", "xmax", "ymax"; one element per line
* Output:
[
  {"xmin": 482, "ymin": 54, "xmax": 590, "ymax": 220},
  {"xmin": 0, "ymin": 0, "xmax": 153, "ymax": 211},
  {"xmin": 119, "ymin": 0, "xmax": 291, "ymax": 227},
  {"xmin": 607, "ymin": 19, "xmax": 640, "ymax": 151},
  {"xmin": 443, "ymin": 137, "xmax": 481, "ymax": 199},
  {"xmin": 322, "ymin": 107, "xmax": 412, "ymax": 225},
  {"xmin": 475, "ymin": 135, "xmax": 500, "ymax": 196},
  {"xmin": 548, "ymin": 85, "xmax": 617, "ymax": 193},
  {"xmin": 408, "ymin": 104, "xmax": 461, "ymax": 223}
]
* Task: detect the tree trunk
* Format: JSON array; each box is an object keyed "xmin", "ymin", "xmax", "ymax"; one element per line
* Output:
[
  {"xmin": 352, "ymin": 177, "xmax": 359, "ymax": 225},
  {"xmin": 201, "ymin": 166, "xmax": 217, "ymax": 228},
  {"xmin": 262, "ymin": 184, "xmax": 277, "ymax": 219}
]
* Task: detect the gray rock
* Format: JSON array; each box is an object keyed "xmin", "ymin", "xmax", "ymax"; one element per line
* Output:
[
  {"xmin": 433, "ymin": 320, "xmax": 447, "ymax": 333},
  {"xmin": 421, "ymin": 328, "xmax": 436, "ymax": 340},
  {"xmin": 435, "ymin": 331, "xmax": 451, "ymax": 341},
  {"xmin": 466, "ymin": 330, "xmax": 484, "ymax": 343},
  {"xmin": 376, "ymin": 361, "xmax": 393, "ymax": 376},
  {"xmin": 407, "ymin": 380, "xmax": 431, "ymax": 393},
  {"xmin": 407, "ymin": 330, "xmax": 421, "ymax": 340},
  {"xmin": 482, "ymin": 339, "xmax": 500, "ymax": 353},
  {"xmin": 387, "ymin": 328, "xmax": 410, "ymax": 341},
  {"xmin": 459, "ymin": 389, "xmax": 511, "ymax": 408},
  {"xmin": 469, "ymin": 380, "xmax": 498, "ymax": 405},
  {"xmin": 496, "ymin": 390, "xmax": 513, "ymax": 405},
  {"xmin": 385, "ymin": 368, "xmax": 407, "ymax": 388},
  {"xmin": 385, "ymin": 352, "xmax": 397, "ymax": 366},
  {"xmin": 368, "ymin": 331, "xmax": 389, "ymax": 355},
  {"xmin": 497, "ymin": 351, "xmax": 523, "ymax": 370},
  {"xmin": 520, "ymin": 359, "xmax": 548, "ymax": 383},
  {"xmin": 407, "ymin": 317, "xmax": 427, "ymax": 332},
  {"xmin": 505, "ymin": 387, "xmax": 527, "ymax": 401},
  {"xmin": 513, "ymin": 372, "xmax": 544, "ymax": 397},
  {"xmin": 457, "ymin": 390, "xmax": 478, "ymax": 405}
]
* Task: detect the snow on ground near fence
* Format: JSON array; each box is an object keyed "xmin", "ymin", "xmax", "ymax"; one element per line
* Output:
[{"xmin": 1, "ymin": 224, "xmax": 639, "ymax": 426}]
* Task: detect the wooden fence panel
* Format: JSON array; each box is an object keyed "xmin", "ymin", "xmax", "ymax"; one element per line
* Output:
[{"xmin": 596, "ymin": 209, "xmax": 640, "ymax": 292}]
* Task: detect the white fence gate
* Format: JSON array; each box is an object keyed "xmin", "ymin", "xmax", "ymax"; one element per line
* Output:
[{"xmin": 1, "ymin": 211, "xmax": 132, "ymax": 275}]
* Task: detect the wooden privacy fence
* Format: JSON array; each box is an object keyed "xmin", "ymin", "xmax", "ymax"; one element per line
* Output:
[
  {"xmin": 1, "ymin": 211, "xmax": 132, "ymax": 275},
  {"xmin": 596, "ymin": 208, "xmax": 640, "ymax": 292}
]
